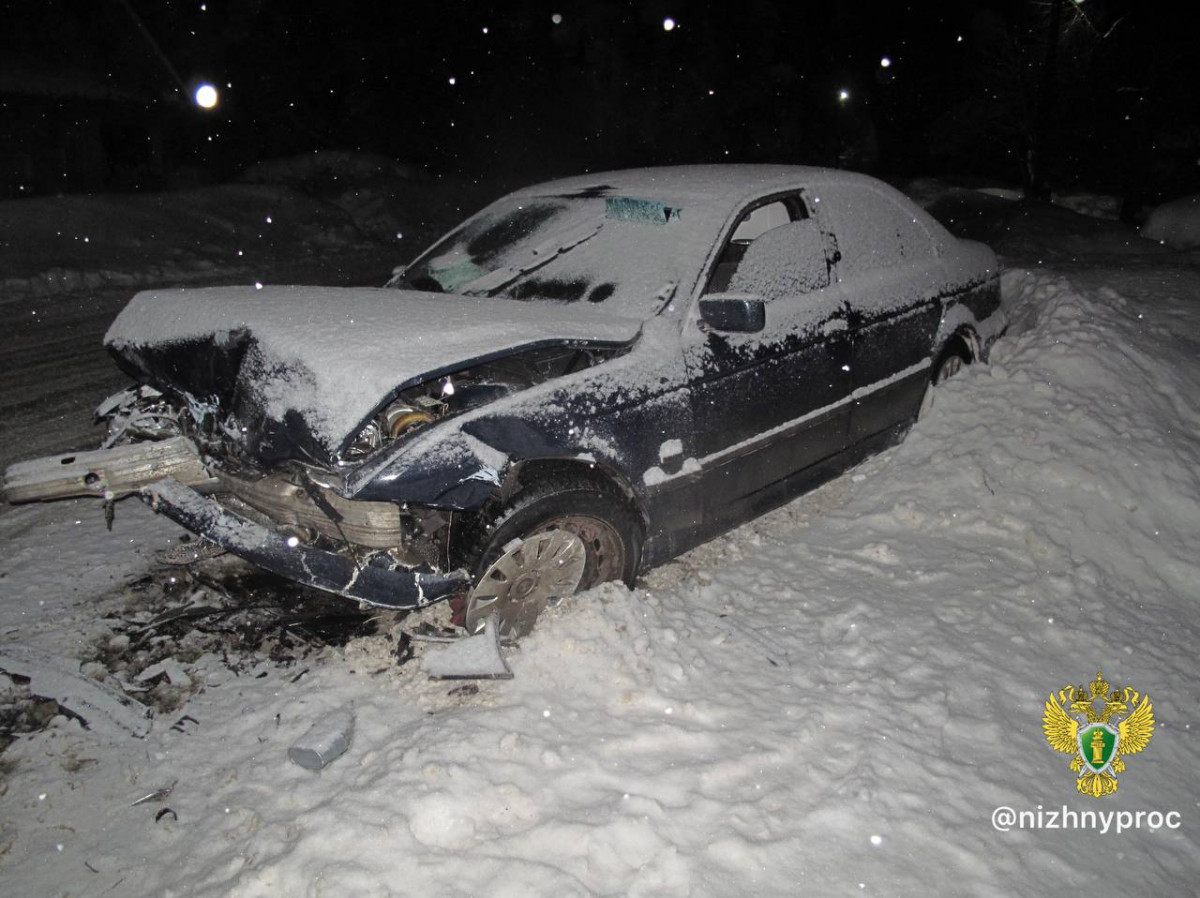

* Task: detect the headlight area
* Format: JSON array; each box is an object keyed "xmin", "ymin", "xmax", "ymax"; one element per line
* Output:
[
  {"xmin": 91, "ymin": 387, "xmax": 466, "ymax": 573},
  {"xmin": 336, "ymin": 343, "xmax": 629, "ymax": 465}
]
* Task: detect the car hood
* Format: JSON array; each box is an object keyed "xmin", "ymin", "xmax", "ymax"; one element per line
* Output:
[{"xmin": 104, "ymin": 285, "xmax": 642, "ymax": 458}]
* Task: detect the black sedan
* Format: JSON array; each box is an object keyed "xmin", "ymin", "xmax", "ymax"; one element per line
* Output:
[{"xmin": 5, "ymin": 165, "xmax": 1005, "ymax": 638}]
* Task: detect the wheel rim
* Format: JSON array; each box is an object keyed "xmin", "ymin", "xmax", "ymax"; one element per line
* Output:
[
  {"xmin": 465, "ymin": 530, "xmax": 587, "ymax": 639},
  {"xmin": 531, "ymin": 513, "xmax": 627, "ymax": 589},
  {"xmin": 936, "ymin": 354, "xmax": 964, "ymax": 384}
]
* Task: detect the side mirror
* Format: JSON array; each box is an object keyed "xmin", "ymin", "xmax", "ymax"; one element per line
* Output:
[{"xmin": 699, "ymin": 294, "xmax": 766, "ymax": 333}]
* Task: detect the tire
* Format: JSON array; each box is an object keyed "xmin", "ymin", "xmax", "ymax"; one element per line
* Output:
[
  {"xmin": 454, "ymin": 477, "xmax": 642, "ymax": 636},
  {"xmin": 468, "ymin": 478, "xmax": 641, "ymax": 588},
  {"xmin": 918, "ymin": 341, "xmax": 971, "ymax": 420}
]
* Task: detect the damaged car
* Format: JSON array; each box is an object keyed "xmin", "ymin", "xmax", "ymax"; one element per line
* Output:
[{"xmin": 4, "ymin": 165, "xmax": 1005, "ymax": 638}]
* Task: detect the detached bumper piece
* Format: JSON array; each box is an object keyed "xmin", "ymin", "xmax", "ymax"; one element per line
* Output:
[
  {"xmin": 142, "ymin": 477, "xmax": 471, "ymax": 610},
  {"xmin": 4, "ymin": 436, "xmax": 215, "ymax": 503}
]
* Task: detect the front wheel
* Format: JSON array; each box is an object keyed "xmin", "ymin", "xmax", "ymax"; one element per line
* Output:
[{"xmin": 459, "ymin": 479, "xmax": 642, "ymax": 638}]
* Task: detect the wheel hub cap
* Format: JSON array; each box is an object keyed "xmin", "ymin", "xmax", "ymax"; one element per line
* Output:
[{"xmin": 465, "ymin": 530, "xmax": 587, "ymax": 639}]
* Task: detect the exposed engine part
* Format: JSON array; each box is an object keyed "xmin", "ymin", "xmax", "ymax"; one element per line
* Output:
[
  {"xmin": 337, "ymin": 343, "xmax": 627, "ymax": 465},
  {"xmin": 464, "ymin": 531, "xmax": 586, "ymax": 640},
  {"xmin": 387, "ymin": 407, "xmax": 436, "ymax": 438},
  {"xmin": 95, "ymin": 383, "xmax": 246, "ymax": 464},
  {"xmin": 97, "ymin": 385, "xmax": 186, "ymax": 448},
  {"xmin": 215, "ymin": 469, "xmax": 406, "ymax": 549}
]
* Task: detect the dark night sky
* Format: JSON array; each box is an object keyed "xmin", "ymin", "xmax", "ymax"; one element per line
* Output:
[{"xmin": 2, "ymin": 0, "xmax": 1196, "ymax": 198}]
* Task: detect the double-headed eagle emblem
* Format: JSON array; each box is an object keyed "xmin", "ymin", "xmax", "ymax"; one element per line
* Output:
[{"xmin": 1043, "ymin": 671, "xmax": 1155, "ymax": 797}]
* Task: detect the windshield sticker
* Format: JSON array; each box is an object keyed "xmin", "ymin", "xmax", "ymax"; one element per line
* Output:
[{"xmin": 605, "ymin": 196, "xmax": 681, "ymax": 225}]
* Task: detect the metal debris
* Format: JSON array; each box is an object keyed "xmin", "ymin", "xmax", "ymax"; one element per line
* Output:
[
  {"xmin": 131, "ymin": 782, "xmax": 176, "ymax": 807},
  {"xmin": 288, "ymin": 708, "xmax": 354, "ymax": 770}
]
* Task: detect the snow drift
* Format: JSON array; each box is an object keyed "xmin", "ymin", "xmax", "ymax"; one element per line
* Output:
[
  {"xmin": 4, "ymin": 250, "xmax": 1200, "ymax": 894},
  {"xmin": 1141, "ymin": 194, "xmax": 1200, "ymax": 249}
]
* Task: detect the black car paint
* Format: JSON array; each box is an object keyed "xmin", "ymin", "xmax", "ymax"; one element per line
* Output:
[
  {"xmin": 345, "ymin": 181, "xmax": 1001, "ymax": 588},
  {"xmin": 105, "ymin": 170, "xmax": 1002, "ymax": 611}
]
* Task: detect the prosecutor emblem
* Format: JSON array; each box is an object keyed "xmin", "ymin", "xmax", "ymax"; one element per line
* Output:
[{"xmin": 1042, "ymin": 671, "xmax": 1155, "ymax": 797}]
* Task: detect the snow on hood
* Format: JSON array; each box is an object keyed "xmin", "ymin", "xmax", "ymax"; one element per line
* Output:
[{"xmin": 104, "ymin": 285, "xmax": 642, "ymax": 452}]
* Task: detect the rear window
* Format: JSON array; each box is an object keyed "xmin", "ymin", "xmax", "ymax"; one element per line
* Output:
[{"xmin": 821, "ymin": 184, "xmax": 937, "ymax": 278}]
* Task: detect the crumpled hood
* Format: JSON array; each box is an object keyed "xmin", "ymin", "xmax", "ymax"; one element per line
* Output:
[{"xmin": 105, "ymin": 285, "xmax": 642, "ymax": 455}]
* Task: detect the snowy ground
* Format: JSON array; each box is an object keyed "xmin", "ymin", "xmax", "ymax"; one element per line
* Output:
[{"xmin": 2, "ymin": 180, "xmax": 1199, "ymax": 896}]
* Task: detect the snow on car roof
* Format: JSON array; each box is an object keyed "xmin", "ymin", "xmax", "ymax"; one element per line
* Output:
[
  {"xmin": 509, "ymin": 164, "xmax": 957, "ymax": 269},
  {"xmin": 513, "ymin": 164, "xmax": 874, "ymax": 214}
]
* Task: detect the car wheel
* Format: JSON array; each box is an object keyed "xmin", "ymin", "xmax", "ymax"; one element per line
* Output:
[
  {"xmin": 918, "ymin": 342, "xmax": 971, "ymax": 420},
  {"xmin": 460, "ymin": 478, "xmax": 642, "ymax": 638}
]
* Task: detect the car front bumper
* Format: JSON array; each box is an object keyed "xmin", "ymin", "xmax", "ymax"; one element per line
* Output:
[{"xmin": 142, "ymin": 476, "xmax": 471, "ymax": 609}]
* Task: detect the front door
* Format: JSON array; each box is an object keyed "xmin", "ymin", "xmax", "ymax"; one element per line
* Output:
[{"xmin": 683, "ymin": 196, "xmax": 853, "ymax": 526}]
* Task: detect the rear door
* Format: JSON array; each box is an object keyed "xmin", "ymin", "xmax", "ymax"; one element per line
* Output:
[
  {"xmin": 817, "ymin": 182, "xmax": 944, "ymax": 442},
  {"xmin": 683, "ymin": 193, "xmax": 852, "ymax": 523}
]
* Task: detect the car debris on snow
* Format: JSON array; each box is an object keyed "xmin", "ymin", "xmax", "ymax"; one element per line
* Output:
[
  {"xmin": 0, "ymin": 644, "xmax": 152, "ymax": 739},
  {"xmin": 130, "ymin": 781, "xmax": 176, "ymax": 807},
  {"xmin": 288, "ymin": 707, "xmax": 355, "ymax": 770},
  {"xmin": 421, "ymin": 615, "xmax": 513, "ymax": 680},
  {"xmin": 134, "ymin": 658, "xmax": 193, "ymax": 688}
]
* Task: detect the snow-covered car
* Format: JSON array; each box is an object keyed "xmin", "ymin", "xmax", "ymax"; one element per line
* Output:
[{"xmin": 4, "ymin": 165, "xmax": 1005, "ymax": 638}]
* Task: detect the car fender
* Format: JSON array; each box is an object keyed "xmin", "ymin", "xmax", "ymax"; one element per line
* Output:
[
  {"xmin": 935, "ymin": 274, "xmax": 1005, "ymax": 363},
  {"xmin": 347, "ymin": 324, "xmax": 692, "ymax": 512}
]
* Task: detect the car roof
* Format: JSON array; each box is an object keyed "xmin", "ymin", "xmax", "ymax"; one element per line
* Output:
[{"xmin": 510, "ymin": 164, "xmax": 883, "ymax": 210}]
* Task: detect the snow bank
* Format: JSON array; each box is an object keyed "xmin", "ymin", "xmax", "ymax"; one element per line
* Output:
[
  {"xmin": 242, "ymin": 152, "xmax": 494, "ymax": 247},
  {"xmin": 1141, "ymin": 194, "xmax": 1200, "ymax": 249},
  {"xmin": 1052, "ymin": 192, "xmax": 1121, "ymax": 220},
  {"xmin": 0, "ymin": 185, "xmax": 360, "ymax": 299},
  {"xmin": 240, "ymin": 151, "xmax": 420, "ymax": 186},
  {"xmin": 5, "ymin": 255, "xmax": 1200, "ymax": 895},
  {"xmin": 5, "ymin": 174, "xmax": 1200, "ymax": 896}
]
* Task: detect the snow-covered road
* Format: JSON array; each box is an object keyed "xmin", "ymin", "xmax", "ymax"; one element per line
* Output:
[{"xmin": 2, "ymin": 194, "xmax": 1199, "ymax": 896}]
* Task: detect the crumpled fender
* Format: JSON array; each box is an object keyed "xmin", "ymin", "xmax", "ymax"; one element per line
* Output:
[{"xmin": 348, "ymin": 428, "xmax": 508, "ymax": 509}]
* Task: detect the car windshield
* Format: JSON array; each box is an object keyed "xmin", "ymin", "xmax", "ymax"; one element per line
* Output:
[{"xmin": 394, "ymin": 194, "xmax": 707, "ymax": 318}]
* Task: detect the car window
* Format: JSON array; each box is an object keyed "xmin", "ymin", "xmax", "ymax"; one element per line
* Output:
[
  {"xmin": 704, "ymin": 196, "xmax": 825, "ymax": 297},
  {"xmin": 819, "ymin": 184, "xmax": 936, "ymax": 279},
  {"xmin": 730, "ymin": 201, "xmax": 792, "ymax": 242},
  {"xmin": 724, "ymin": 220, "xmax": 830, "ymax": 301}
]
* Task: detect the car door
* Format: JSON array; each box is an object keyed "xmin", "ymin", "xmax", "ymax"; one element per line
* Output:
[
  {"xmin": 819, "ymin": 182, "xmax": 944, "ymax": 442},
  {"xmin": 683, "ymin": 194, "xmax": 852, "ymax": 526}
]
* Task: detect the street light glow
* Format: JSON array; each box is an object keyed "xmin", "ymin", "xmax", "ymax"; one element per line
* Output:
[
  {"xmin": 838, "ymin": 89, "xmax": 850, "ymax": 102},
  {"xmin": 194, "ymin": 83, "xmax": 219, "ymax": 109}
]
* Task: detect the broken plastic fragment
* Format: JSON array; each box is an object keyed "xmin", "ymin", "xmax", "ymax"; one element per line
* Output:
[
  {"xmin": 0, "ymin": 644, "xmax": 151, "ymax": 738},
  {"xmin": 423, "ymin": 616, "xmax": 513, "ymax": 680}
]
